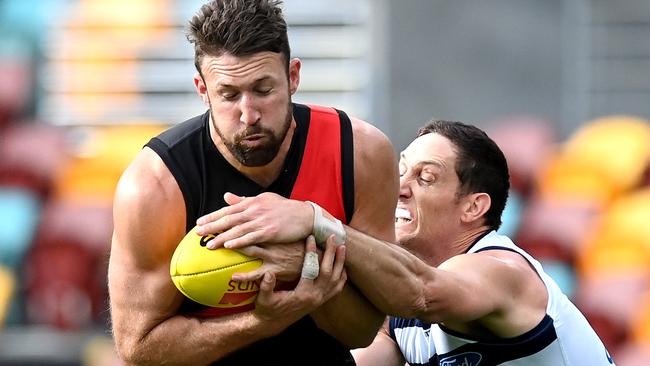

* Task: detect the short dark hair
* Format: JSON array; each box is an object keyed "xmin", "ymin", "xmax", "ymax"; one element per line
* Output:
[
  {"xmin": 187, "ymin": 0, "xmax": 290, "ymax": 76},
  {"xmin": 418, "ymin": 120, "xmax": 510, "ymax": 230}
]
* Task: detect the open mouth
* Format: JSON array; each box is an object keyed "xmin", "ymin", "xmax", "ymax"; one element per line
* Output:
[{"xmin": 395, "ymin": 207, "xmax": 413, "ymax": 224}]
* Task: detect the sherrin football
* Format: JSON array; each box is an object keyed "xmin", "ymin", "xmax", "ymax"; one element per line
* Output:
[{"xmin": 170, "ymin": 226, "xmax": 262, "ymax": 310}]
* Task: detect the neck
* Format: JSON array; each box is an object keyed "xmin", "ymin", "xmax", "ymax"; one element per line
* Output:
[
  {"xmin": 419, "ymin": 226, "xmax": 492, "ymax": 266},
  {"xmin": 450, "ymin": 226, "xmax": 492, "ymax": 255},
  {"xmin": 211, "ymin": 117, "xmax": 296, "ymax": 188}
]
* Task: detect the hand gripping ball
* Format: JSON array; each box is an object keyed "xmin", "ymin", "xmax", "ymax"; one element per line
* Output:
[{"xmin": 170, "ymin": 226, "xmax": 262, "ymax": 312}]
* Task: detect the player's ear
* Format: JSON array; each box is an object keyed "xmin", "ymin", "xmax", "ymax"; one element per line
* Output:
[
  {"xmin": 460, "ymin": 192, "xmax": 490, "ymax": 224},
  {"xmin": 194, "ymin": 72, "xmax": 210, "ymax": 107},
  {"xmin": 288, "ymin": 58, "xmax": 301, "ymax": 95}
]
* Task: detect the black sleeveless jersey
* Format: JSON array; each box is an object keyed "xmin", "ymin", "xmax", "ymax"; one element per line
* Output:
[{"xmin": 145, "ymin": 103, "xmax": 356, "ymax": 365}]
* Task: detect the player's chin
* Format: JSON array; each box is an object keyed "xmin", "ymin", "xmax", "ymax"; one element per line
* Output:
[{"xmin": 395, "ymin": 228, "xmax": 417, "ymax": 246}]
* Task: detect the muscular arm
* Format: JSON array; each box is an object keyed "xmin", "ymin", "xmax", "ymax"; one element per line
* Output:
[
  {"xmin": 109, "ymin": 148, "xmax": 318, "ymax": 365},
  {"xmin": 343, "ymin": 231, "xmax": 547, "ymax": 335},
  {"xmin": 309, "ymin": 118, "xmax": 398, "ymax": 346},
  {"xmin": 193, "ymin": 121, "xmax": 547, "ymax": 337},
  {"xmin": 196, "ymin": 118, "xmax": 399, "ymax": 347}
]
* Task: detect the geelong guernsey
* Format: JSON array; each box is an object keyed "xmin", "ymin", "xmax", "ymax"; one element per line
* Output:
[
  {"xmin": 145, "ymin": 103, "xmax": 356, "ymax": 366},
  {"xmin": 389, "ymin": 231, "xmax": 615, "ymax": 366}
]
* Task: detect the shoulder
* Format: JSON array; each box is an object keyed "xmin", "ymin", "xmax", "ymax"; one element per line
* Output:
[
  {"xmin": 439, "ymin": 250, "xmax": 536, "ymax": 285},
  {"xmin": 349, "ymin": 116, "xmax": 396, "ymax": 172},
  {"xmin": 413, "ymin": 248, "xmax": 547, "ymax": 330},
  {"xmin": 345, "ymin": 116, "xmax": 398, "ymax": 240},
  {"xmin": 115, "ymin": 147, "xmax": 180, "ymax": 208},
  {"xmin": 439, "ymin": 249, "xmax": 548, "ymax": 322},
  {"xmin": 112, "ymin": 147, "xmax": 186, "ymax": 265},
  {"xmin": 350, "ymin": 117, "xmax": 393, "ymax": 152}
]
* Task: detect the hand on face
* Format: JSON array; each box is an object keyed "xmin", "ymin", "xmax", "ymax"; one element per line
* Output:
[
  {"xmin": 253, "ymin": 235, "xmax": 347, "ymax": 322},
  {"xmin": 195, "ymin": 192, "xmax": 314, "ymax": 249}
]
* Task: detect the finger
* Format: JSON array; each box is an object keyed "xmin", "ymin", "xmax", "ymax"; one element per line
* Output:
[
  {"xmin": 236, "ymin": 245, "xmax": 264, "ymax": 258},
  {"xmin": 318, "ymin": 235, "xmax": 337, "ymax": 279},
  {"xmin": 301, "ymin": 235, "xmax": 319, "ymax": 280},
  {"xmin": 196, "ymin": 194, "xmax": 251, "ymax": 228},
  {"xmin": 195, "ymin": 205, "xmax": 246, "ymax": 234},
  {"xmin": 224, "ymin": 192, "xmax": 246, "ymax": 205},
  {"xmin": 196, "ymin": 205, "xmax": 236, "ymax": 226},
  {"xmin": 335, "ymin": 270, "xmax": 348, "ymax": 292},
  {"xmin": 232, "ymin": 269, "xmax": 264, "ymax": 282},
  {"xmin": 221, "ymin": 230, "xmax": 266, "ymax": 249},
  {"xmin": 331, "ymin": 244, "xmax": 346, "ymax": 280},
  {"xmin": 256, "ymin": 272, "xmax": 276, "ymax": 303},
  {"xmin": 206, "ymin": 223, "xmax": 262, "ymax": 249},
  {"xmin": 199, "ymin": 209, "xmax": 256, "ymax": 238},
  {"xmin": 305, "ymin": 235, "xmax": 317, "ymax": 252}
]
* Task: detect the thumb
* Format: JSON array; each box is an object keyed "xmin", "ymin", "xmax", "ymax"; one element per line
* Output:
[{"xmin": 224, "ymin": 192, "xmax": 246, "ymax": 205}]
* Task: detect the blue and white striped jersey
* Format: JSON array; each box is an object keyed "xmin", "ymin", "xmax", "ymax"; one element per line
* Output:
[{"xmin": 389, "ymin": 231, "xmax": 615, "ymax": 366}]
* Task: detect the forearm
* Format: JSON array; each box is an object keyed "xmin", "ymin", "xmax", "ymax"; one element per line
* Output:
[
  {"xmin": 343, "ymin": 226, "xmax": 429, "ymax": 318},
  {"xmin": 352, "ymin": 322, "xmax": 405, "ymax": 366},
  {"xmin": 115, "ymin": 310, "xmax": 294, "ymax": 366},
  {"xmin": 311, "ymin": 283, "xmax": 385, "ymax": 348},
  {"xmin": 108, "ymin": 255, "xmax": 289, "ymax": 365}
]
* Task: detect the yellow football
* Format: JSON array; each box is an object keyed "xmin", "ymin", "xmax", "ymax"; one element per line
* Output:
[{"xmin": 170, "ymin": 226, "xmax": 262, "ymax": 310}]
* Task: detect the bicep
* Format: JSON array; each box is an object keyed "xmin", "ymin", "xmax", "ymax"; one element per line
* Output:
[
  {"xmin": 108, "ymin": 151, "xmax": 187, "ymax": 346},
  {"xmin": 108, "ymin": 240, "xmax": 184, "ymax": 347},
  {"xmin": 420, "ymin": 254, "xmax": 520, "ymax": 324}
]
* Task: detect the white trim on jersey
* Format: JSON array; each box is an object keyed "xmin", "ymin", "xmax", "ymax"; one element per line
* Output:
[{"xmin": 390, "ymin": 231, "xmax": 615, "ymax": 366}]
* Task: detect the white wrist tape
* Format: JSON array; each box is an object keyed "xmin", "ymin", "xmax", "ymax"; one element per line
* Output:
[{"xmin": 306, "ymin": 201, "xmax": 346, "ymax": 247}]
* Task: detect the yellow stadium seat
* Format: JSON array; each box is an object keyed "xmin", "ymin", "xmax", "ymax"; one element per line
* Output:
[
  {"xmin": 563, "ymin": 115, "xmax": 650, "ymax": 197},
  {"xmin": 536, "ymin": 150, "xmax": 617, "ymax": 206},
  {"xmin": 598, "ymin": 188, "xmax": 650, "ymax": 246},
  {"xmin": 631, "ymin": 293, "xmax": 650, "ymax": 344},
  {"xmin": 53, "ymin": 124, "xmax": 167, "ymax": 204},
  {"xmin": 0, "ymin": 265, "xmax": 16, "ymax": 327}
]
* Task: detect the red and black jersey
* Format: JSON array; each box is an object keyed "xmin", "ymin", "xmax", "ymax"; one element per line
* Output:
[{"xmin": 145, "ymin": 103, "xmax": 356, "ymax": 366}]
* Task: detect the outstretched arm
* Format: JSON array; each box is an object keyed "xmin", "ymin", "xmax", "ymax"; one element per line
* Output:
[
  {"xmin": 189, "ymin": 121, "xmax": 548, "ymax": 334},
  {"xmin": 195, "ymin": 118, "xmax": 400, "ymax": 347}
]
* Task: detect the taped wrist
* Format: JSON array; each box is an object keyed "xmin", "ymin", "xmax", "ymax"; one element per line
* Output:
[{"xmin": 306, "ymin": 201, "xmax": 346, "ymax": 247}]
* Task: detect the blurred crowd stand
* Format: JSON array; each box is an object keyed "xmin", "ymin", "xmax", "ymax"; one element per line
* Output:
[
  {"xmin": 0, "ymin": 1, "xmax": 650, "ymax": 366},
  {"xmin": 0, "ymin": 0, "xmax": 168, "ymax": 365},
  {"xmin": 490, "ymin": 115, "xmax": 650, "ymax": 365}
]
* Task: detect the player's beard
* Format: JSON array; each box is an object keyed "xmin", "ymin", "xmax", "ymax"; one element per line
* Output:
[{"xmin": 212, "ymin": 100, "xmax": 293, "ymax": 167}]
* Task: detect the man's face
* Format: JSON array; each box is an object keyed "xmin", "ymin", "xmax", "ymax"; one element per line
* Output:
[
  {"xmin": 195, "ymin": 52, "xmax": 299, "ymax": 166},
  {"xmin": 395, "ymin": 133, "xmax": 466, "ymax": 251}
]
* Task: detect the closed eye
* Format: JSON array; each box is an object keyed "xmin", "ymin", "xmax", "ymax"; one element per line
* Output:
[
  {"xmin": 256, "ymin": 87, "xmax": 273, "ymax": 95},
  {"xmin": 220, "ymin": 91, "xmax": 239, "ymax": 101},
  {"xmin": 419, "ymin": 171, "xmax": 436, "ymax": 185}
]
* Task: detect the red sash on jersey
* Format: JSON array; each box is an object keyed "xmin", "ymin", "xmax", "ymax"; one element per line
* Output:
[
  {"xmin": 289, "ymin": 104, "xmax": 347, "ymax": 223},
  {"xmin": 190, "ymin": 105, "xmax": 348, "ymax": 318}
]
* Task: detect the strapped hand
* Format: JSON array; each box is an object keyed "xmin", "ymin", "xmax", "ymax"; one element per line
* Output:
[{"xmin": 254, "ymin": 235, "xmax": 347, "ymax": 322}]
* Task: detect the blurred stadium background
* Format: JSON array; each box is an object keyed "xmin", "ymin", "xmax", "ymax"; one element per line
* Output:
[{"xmin": 0, "ymin": 0, "xmax": 650, "ymax": 365}]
